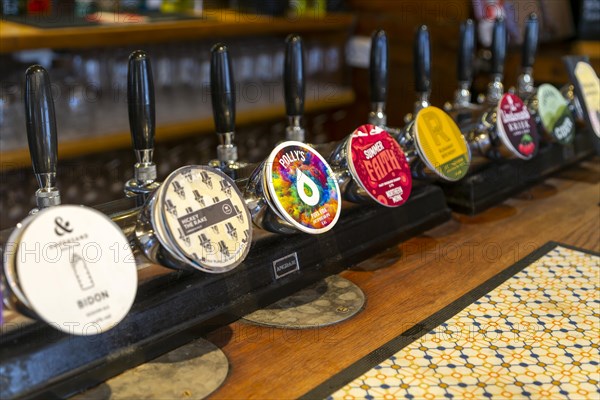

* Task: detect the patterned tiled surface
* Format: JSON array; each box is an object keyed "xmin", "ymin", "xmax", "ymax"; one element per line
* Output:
[{"xmin": 329, "ymin": 246, "xmax": 600, "ymax": 399}]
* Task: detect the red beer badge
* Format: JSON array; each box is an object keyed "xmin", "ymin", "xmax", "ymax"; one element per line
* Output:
[
  {"xmin": 497, "ymin": 93, "xmax": 539, "ymax": 159},
  {"xmin": 347, "ymin": 124, "xmax": 412, "ymax": 207}
]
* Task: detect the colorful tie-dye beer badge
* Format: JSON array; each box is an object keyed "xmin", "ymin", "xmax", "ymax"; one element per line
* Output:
[
  {"xmin": 574, "ymin": 61, "xmax": 600, "ymax": 138},
  {"xmin": 414, "ymin": 106, "xmax": 470, "ymax": 181},
  {"xmin": 497, "ymin": 93, "xmax": 539, "ymax": 159},
  {"xmin": 347, "ymin": 124, "xmax": 412, "ymax": 207},
  {"xmin": 266, "ymin": 141, "xmax": 341, "ymax": 234},
  {"xmin": 537, "ymin": 84, "xmax": 575, "ymax": 144}
]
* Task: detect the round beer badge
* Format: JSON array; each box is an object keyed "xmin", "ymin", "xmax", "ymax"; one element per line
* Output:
[
  {"xmin": 266, "ymin": 141, "xmax": 341, "ymax": 234},
  {"xmin": 537, "ymin": 84, "xmax": 575, "ymax": 144},
  {"xmin": 347, "ymin": 124, "xmax": 412, "ymax": 207},
  {"xmin": 574, "ymin": 61, "xmax": 600, "ymax": 138},
  {"xmin": 497, "ymin": 93, "xmax": 539, "ymax": 159},
  {"xmin": 414, "ymin": 106, "xmax": 470, "ymax": 181},
  {"xmin": 15, "ymin": 205, "xmax": 138, "ymax": 335},
  {"xmin": 160, "ymin": 166, "xmax": 252, "ymax": 273}
]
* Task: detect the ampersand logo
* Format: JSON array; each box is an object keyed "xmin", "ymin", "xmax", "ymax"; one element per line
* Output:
[{"xmin": 54, "ymin": 217, "xmax": 73, "ymax": 236}]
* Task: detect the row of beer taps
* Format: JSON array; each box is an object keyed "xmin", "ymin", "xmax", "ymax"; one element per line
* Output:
[
  {"xmin": 20, "ymin": 14, "xmax": 584, "ymax": 242},
  {"xmin": 2, "ymin": 14, "xmax": 590, "ymax": 335},
  {"xmin": 19, "ymin": 15, "xmax": 584, "ymax": 256}
]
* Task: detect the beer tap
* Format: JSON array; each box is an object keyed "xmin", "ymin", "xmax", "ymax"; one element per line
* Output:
[
  {"xmin": 392, "ymin": 25, "xmax": 471, "ymax": 181},
  {"xmin": 368, "ymin": 29, "xmax": 388, "ymax": 128},
  {"xmin": 487, "ymin": 18, "xmax": 506, "ymax": 106},
  {"xmin": 25, "ymin": 65, "xmax": 61, "ymax": 211},
  {"xmin": 243, "ymin": 36, "xmax": 342, "ymax": 234},
  {"xmin": 444, "ymin": 19, "xmax": 482, "ymax": 123},
  {"xmin": 517, "ymin": 13, "xmax": 538, "ymax": 100},
  {"xmin": 455, "ymin": 19, "xmax": 476, "ymax": 110},
  {"xmin": 413, "ymin": 25, "xmax": 432, "ymax": 115},
  {"xmin": 517, "ymin": 14, "xmax": 576, "ymax": 145},
  {"xmin": 461, "ymin": 17, "xmax": 540, "ymax": 160},
  {"xmin": 125, "ymin": 50, "xmax": 161, "ymax": 196},
  {"xmin": 133, "ymin": 45, "xmax": 253, "ymax": 273},
  {"xmin": 328, "ymin": 29, "xmax": 413, "ymax": 207},
  {"xmin": 284, "ymin": 34, "xmax": 306, "ymax": 142},
  {"xmin": 3, "ymin": 65, "xmax": 138, "ymax": 335},
  {"xmin": 208, "ymin": 43, "xmax": 246, "ymax": 178}
]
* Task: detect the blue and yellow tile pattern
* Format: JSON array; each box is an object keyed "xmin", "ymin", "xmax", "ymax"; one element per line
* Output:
[{"xmin": 329, "ymin": 246, "xmax": 600, "ymax": 399}]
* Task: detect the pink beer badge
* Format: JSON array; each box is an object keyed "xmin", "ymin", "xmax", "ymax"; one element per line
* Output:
[
  {"xmin": 497, "ymin": 93, "xmax": 539, "ymax": 159},
  {"xmin": 347, "ymin": 124, "xmax": 412, "ymax": 207}
]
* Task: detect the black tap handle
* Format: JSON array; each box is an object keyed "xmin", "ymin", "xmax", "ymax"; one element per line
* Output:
[
  {"xmin": 370, "ymin": 29, "xmax": 388, "ymax": 104},
  {"xmin": 210, "ymin": 43, "xmax": 236, "ymax": 134},
  {"xmin": 127, "ymin": 50, "xmax": 155, "ymax": 151},
  {"xmin": 414, "ymin": 25, "xmax": 431, "ymax": 93},
  {"xmin": 25, "ymin": 65, "xmax": 57, "ymax": 176},
  {"xmin": 458, "ymin": 19, "xmax": 475, "ymax": 83},
  {"xmin": 491, "ymin": 17, "xmax": 507, "ymax": 76},
  {"xmin": 522, "ymin": 13, "xmax": 539, "ymax": 69},
  {"xmin": 284, "ymin": 34, "xmax": 305, "ymax": 117}
]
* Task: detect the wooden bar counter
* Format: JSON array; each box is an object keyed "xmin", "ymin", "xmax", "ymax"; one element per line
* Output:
[{"xmin": 201, "ymin": 158, "xmax": 599, "ymax": 399}]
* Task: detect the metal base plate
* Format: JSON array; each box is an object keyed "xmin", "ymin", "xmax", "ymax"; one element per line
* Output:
[
  {"xmin": 242, "ymin": 275, "xmax": 365, "ymax": 329},
  {"xmin": 72, "ymin": 338, "xmax": 228, "ymax": 400}
]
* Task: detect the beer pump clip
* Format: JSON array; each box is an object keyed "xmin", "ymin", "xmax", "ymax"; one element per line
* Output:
[{"xmin": 2, "ymin": 66, "xmax": 137, "ymax": 335}]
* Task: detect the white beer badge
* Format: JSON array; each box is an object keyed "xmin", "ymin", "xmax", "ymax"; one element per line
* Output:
[
  {"xmin": 8, "ymin": 205, "xmax": 138, "ymax": 335},
  {"xmin": 159, "ymin": 166, "xmax": 252, "ymax": 273}
]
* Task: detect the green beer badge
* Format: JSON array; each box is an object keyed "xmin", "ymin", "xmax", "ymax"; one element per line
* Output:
[{"xmin": 537, "ymin": 84, "xmax": 575, "ymax": 144}]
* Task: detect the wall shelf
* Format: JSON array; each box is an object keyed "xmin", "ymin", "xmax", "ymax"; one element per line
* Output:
[
  {"xmin": 0, "ymin": 10, "xmax": 355, "ymax": 53},
  {"xmin": 0, "ymin": 87, "xmax": 355, "ymax": 170}
]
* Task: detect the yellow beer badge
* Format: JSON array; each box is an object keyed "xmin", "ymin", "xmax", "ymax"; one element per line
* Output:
[
  {"xmin": 575, "ymin": 61, "xmax": 600, "ymax": 138},
  {"xmin": 415, "ymin": 106, "xmax": 470, "ymax": 181}
]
